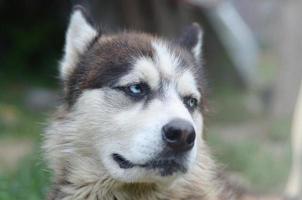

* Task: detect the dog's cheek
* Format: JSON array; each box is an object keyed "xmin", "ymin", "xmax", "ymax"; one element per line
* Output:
[
  {"xmin": 192, "ymin": 112, "xmax": 203, "ymax": 140},
  {"xmin": 72, "ymin": 90, "xmax": 124, "ymax": 139},
  {"xmin": 74, "ymin": 90, "xmax": 144, "ymax": 151},
  {"xmin": 102, "ymin": 89, "xmax": 137, "ymax": 110},
  {"xmin": 105, "ymin": 100, "xmax": 165, "ymax": 155}
]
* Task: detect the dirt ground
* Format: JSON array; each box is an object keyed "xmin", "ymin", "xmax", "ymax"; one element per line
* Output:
[
  {"xmin": 241, "ymin": 196, "xmax": 281, "ymax": 200},
  {"xmin": 0, "ymin": 138, "xmax": 33, "ymax": 171}
]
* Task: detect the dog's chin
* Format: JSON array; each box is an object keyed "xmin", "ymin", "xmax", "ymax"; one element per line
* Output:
[{"xmin": 104, "ymin": 153, "xmax": 191, "ymax": 184}]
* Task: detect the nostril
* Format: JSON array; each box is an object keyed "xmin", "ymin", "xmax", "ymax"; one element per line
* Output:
[
  {"xmin": 162, "ymin": 119, "xmax": 196, "ymax": 152},
  {"xmin": 186, "ymin": 130, "xmax": 196, "ymax": 145},
  {"xmin": 164, "ymin": 127, "xmax": 181, "ymax": 142}
]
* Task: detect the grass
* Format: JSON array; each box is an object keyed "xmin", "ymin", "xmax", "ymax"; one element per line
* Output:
[
  {"xmin": 0, "ymin": 87, "xmax": 51, "ymax": 199},
  {"xmin": 207, "ymin": 87, "xmax": 260, "ymax": 124},
  {"xmin": 208, "ymin": 131, "xmax": 291, "ymax": 192},
  {"xmin": 206, "ymin": 87, "xmax": 291, "ymax": 192},
  {"xmin": 267, "ymin": 118, "xmax": 291, "ymax": 142},
  {"xmin": 0, "ymin": 84, "xmax": 47, "ymax": 139},
  {"xmin": 0, "ymin": 105, "xmax": 44, "ymax": 139},
  {"xmin": 0, "ymin": 150, "xmax": 51, "ymax": 200}
]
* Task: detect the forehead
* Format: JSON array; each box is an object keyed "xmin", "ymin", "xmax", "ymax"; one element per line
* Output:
[
  {"xmin": 66, "ymin": 33, "xmax": 200, "ymax": 105},
  {"xmin": 120, "ymin": 41, "xmax": 199, "ymax": 97}
]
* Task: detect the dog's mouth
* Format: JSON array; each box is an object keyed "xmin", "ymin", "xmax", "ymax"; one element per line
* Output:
[
  {"xmin": 112, "ymin": 154, "xmax": 135, "ymax": 169},
  {"xmin": 112, "ymin": 153, "xmax": 187, "ymax": 176}
]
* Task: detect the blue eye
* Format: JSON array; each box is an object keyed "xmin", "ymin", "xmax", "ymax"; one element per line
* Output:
[
  {"xmin": 117, "ymin": 83, "xmax": 150, "ymax": 99},
  {"xmin": 129, "ymin": 84, "xmax": 143, "ymax": 94},
  {"xmin": 184, "ymin": 96, "xmax": 198, "ymax": 110}
]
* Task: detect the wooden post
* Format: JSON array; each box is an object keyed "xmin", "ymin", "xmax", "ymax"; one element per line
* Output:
[
  {"xmin": 285, "ymin": 81, "xmax": 302, "ymax": 199},
  {"xmin": 271, "ymin": 0, "xmax": 302, "ymax": 118}
]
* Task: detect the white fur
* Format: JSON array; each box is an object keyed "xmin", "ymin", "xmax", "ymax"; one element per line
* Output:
[
  {"xmin": 152, "ymin": 40, "xmax": 181, "ymax": 79},
  {"xmin": 60, "ymin": 10, "xmax": 97, "ymax": 80},
  {"xmin": 177, "ymin": 70, "xmax": 201, "ymax": 100},
  {"xmin": 77, "ymin": 89, "xmax": 197, "ymax": 182},
  {"xmin": 118, "ymin": 57, "xmax": 160, "ymax": 89},
  {"xmin": 192, "ymin": 29, "xmax": 203, "ymax": 62},
  {"xmin": 47, "ymin": 37, "xmax": 204, "ymax": 185},
  {"xmin": 60, "ymin": 61, "xmax": 203, "ymax": 183}
]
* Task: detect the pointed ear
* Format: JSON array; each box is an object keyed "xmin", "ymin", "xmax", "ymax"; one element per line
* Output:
[
  {"xmin": 60, "ymin": 6, "xmax": 98, "ymax": 80},
  {"xmin": 178, "ymin": 23, "xmax": 203, "ymax": 62}
]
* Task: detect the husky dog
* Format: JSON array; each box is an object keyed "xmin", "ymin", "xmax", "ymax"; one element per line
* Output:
[{"xmin": 44, "ymin": 6, "xmax": 235, "ymax": 200}]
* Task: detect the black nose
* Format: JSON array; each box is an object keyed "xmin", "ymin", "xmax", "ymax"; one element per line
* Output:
[{"xmin": 162, "ymin": 119, "xmax": 196, "ymax": 153}]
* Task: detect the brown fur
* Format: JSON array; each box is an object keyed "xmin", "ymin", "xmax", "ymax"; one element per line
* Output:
[
  {"xmin": 66, "ymin": 33, "xmax": 154, "ymax": 106},
  {"xmin": 44, "ymin": 8, "xmax": 236, "ymax": 199}
]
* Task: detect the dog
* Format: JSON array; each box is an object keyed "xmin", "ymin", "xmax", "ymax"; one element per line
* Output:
[{"xmin": 43, "ymin": 5, "xmax": 235, "ymax": 200}]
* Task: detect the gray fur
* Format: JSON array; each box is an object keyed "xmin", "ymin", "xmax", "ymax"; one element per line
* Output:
[{"xmin": 44, "ymin": 7, "xmax": 236, "ymax": 200}]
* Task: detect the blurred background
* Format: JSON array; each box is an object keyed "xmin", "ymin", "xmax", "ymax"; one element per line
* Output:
[{"xmin": 0, "ymin": 0, "xmax": 301, "ymax": 199}]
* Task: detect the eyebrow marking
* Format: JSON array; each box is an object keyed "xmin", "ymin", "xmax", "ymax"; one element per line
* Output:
[
  {"xmin": 116, "ymin": 56, "xmax": 160, "ymax": 90},
  {"xmin": 152, "ymin": 40, "xmax": 181, "ymax": 79},
  {"xmin": 133, "ymin": 57, "xmax": 160, "ymax": 89},
  {"xmin": 177, "ymin": 70, "xmax": 201, "ymax": 100}
]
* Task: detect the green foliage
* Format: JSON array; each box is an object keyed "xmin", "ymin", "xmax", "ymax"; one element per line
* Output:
[
  {"xmin": 0, "ymin": 150, "xmax": 51, "ymax": 200},
  {"xmin": 0, "ymin": 1, "xmax": 67, "ymax": 87},
  {"xmin": 0, "ymin": 24, "xmax": 60, "ymax": 87},
  {"xmin": 206, "ymin": 89, "xmax": 291, "ymax": 192},
  {"xmin": 268, "ymin": 118, "xmax": 291, "ymax": 142},
  {"xmin": 207, "ymin": 87, "xmax": 259, "ymax": 124},
  {"xmin": 208, "ymin": 126, "xmax": 291, "ymax": 192},
  {"xmin": 0, "ymin": 90, "xmax": 45, "ymax": 139},
  {"xmin": 0, "ymin": 89, "xmax": 51, "ymax": 199}
]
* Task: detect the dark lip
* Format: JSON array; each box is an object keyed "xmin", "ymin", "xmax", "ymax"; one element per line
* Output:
[
  {"xmin": 112, "ymin": 153, "xmax": 187, "ymax": 176},
  {"xmin": 112, "ymin": 153, "xmax": 135, "ymax": 169}
]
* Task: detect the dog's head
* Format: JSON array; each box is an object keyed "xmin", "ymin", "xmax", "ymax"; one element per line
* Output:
[{"xmin": 59, "ymin": 7, "xmax": 206, "ymax": 184}]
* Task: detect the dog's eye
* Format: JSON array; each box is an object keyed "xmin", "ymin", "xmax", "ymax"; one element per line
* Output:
[
  {"xmin": 129, "ymin": 84, "xmax": 144, "ymax": 95},
  {"xmin": 183, "ymin": 96, "xmax": 198, "ymax": 110},
  {"xmin": 118, "ymin": 83, "xmax": 149, "ymax": 99}
]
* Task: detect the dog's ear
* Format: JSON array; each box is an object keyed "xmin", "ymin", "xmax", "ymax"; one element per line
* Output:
[
  {"xmin": 60, "ymin": 6, "xmax": 98, "ymax": 80},
  {"xmin": 178, "ymin": 23, "xmax": 203, "ymax": 63}
]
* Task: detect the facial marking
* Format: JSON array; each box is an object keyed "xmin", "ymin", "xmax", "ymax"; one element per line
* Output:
[
  {"xmin": 65, "ymin": 34, "xmax": 204, "ymax": 182},
  {"xmin": 117, "ymin": 57, "xmax": 160, "ymax": 90},
  {"xmin": 152, "ymin": 40, "xmax": 181, "ymax": 79},
  {"xmin": 65, "ymin": 33, "xmax": 155, "ymax": 106},
  {"xmin": 177, "ymin": 70, "xmax": 201, "ymax": 100}
]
